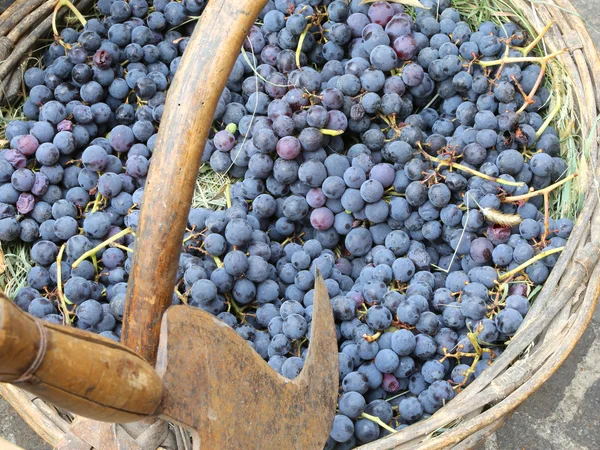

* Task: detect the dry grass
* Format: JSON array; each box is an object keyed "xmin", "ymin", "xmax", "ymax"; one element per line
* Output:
[
  {"xmin": 0, "ymin": 242, "xmax": 32, "ymax": 297},
  {"xmin": 192, "ymin": 164, "xmax": 231, "ymax": 209}
]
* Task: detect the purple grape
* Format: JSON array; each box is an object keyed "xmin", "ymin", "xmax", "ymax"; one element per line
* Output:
[
  {"xmin": 5, "ymin": 150, "xmax": 27, "ymax": 169},
  {"xmin": 14, "ymin": 135, "xmax": 39, "ymax": 156},
  {"xmin": 306, "ymin": 188, "xmax": 327, "ymax": 208},
  {"xmin": 17, "ymin": 193, "xmax": 35, "ymax": 214}
]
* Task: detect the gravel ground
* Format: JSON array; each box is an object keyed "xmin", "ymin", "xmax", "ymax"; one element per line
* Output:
[{"xmin": 1, "ymin": 1, "xmax": 599, "ymax": 449}]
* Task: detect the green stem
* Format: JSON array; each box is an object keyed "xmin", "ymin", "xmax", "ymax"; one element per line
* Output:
[
  {"xmin": 296, "ymin": 25, "xmax": 311, "ymax": 69},
  {"xmin": 499, "ymin": 246, "xmax": 565, "ymax": 281},
  {"xmin": 55, "ymin": 243, "xmax": 73, "ymax": 324},
  {"xmin": 320, "ymin": 129, "xmax": 344, "ymax": 136},
  {"xmin": 502, "ymin": 174, "xmax": 578, "ymax": 202},
  {"xmin": 360, "ymin": 413, "xmax": 397, "ymax": 434},
  {"xmin": 519, "ymin": 20, "xmax": 555, "ymax": 55},
  {"xmin": 112, "ymin": 242, "xmax": 133, "ymax": 253},
  {"xmin": 91, "ymin": 253, "xmax": 98, "ymax": 274},
  {"xmin": 226, "ymin": 293, "xmax": 243, "ymax": 318},
  {"xmin": 385, "ymin": 391, "xmax": 409, "ymax": 402},
  {"xmin": 91, "ymin": 192, "xmax": 103, "ymax": 213},
  {"xmin": 478, "ymin": 50, "xmax": 565, "ymax": 67},
  {"xmin": 421, "ymin": 151, "xmax": 524, "ymax": 187},
  {"xmin": 72, "ymin": 228, "xmax": 133, "ymax": 269},
  {"xmin": 363, "ymin": 331, "xmax": 382, "ymax": 343},
  {"xmin": 52, "ymin": 0, "xmax": 87, "ymax": 38},
  {"xmin": 536, "ymin": 99, "xmax": 562, "ymax": 139}
]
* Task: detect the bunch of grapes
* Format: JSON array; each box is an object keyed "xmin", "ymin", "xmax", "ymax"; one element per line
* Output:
[{"xmin": 0, "ymin": 0, "xmax": 575, "ymax": 447}]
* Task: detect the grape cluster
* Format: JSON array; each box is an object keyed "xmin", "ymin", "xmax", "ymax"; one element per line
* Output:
[{"xmin": 0, "ymin": 0, "xmax": 575, "ymax": 447}]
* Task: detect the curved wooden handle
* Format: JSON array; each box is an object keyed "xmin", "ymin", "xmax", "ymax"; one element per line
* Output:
[
  {"xmin": 0, "ymin": 296, "xmax": 162, "ymax": 422},
  {"xmin": 123, "ymin": 0, "xmax": 269, "ymax": 364}
]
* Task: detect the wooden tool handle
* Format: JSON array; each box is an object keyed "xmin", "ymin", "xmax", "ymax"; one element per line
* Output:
[
  {"xmin": 0, "ymin": 296, "xmax": 162, "ymax": 422},
  {"xmin": 123, "ymin": 0, "xmax": 269, "ymax": 364}
]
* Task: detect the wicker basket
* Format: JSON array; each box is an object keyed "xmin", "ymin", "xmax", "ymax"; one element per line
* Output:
[
  {"xmin": 1, "ymin": 0, "xmax": 600, "ymax": 449},
  {"xmin": 0, "ymin": 0, "xmax": 95, "ymax": 106}
]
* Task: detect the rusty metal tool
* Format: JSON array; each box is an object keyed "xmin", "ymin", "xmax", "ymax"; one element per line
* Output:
[{"xmin": 0, "ymin": 272, "xmax": 337, "ymax": 449}]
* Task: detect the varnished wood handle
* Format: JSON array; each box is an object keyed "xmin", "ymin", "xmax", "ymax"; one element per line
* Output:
[
  {"xmin": 123, "ymin": 0, "xmax": 269, "ymax": 364},
  {"xmin": 0, "ymin": 296, "xmax": 162, "ymax": 422}
]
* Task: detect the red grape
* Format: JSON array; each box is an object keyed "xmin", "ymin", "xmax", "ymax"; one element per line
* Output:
[
  {"xmin": 508, "ymin": 283, "xmax": 529, "ymax": 297},
  {"xmin": 57, "ymin": 119, "xmax": 73, "ymax": 132},
  {"xmin": 5, "ymin": 149, "xmax": 27, "ymax": 169},
  {"xmin": 214, "ymin": 130, "xmax": 235, "ymax": 152},
  {"xmin": 93, "ymin": 49, "xmax": 112, "ymax": 69},
  {"xmin": 382, "ymin": 373, "xmax": 400, "ymax": 392},
  {"xmin": 310, "ymin": 207, "xmax": 334, "ymax": 231},
  {"xmin": 16, "ymin": 193, "xmax": 35, "ymax": 214},
  {"xmin": 276, "ymin": 135, "xmax": 301, "ymax": 160},
  {"xmin": 368, "ymin": 2, "xmax": 395, "ymax": 26},
  {"xmin": 487, "ymin": 223, "xmax": 511, "ymax": 245},
  {"xmin": 306, "ymin": 188, "xmax": 326, "ymax": 208},
  {"xmin": 393, "ymin": 35, "xmax": 417, "ymax": 60},
  {"xmin": 15, "ymin": 135, "xmax": 39, "ymax": 156},
  {"xmin": 385, "ymin": 13, "xmax": 412, "ymax": 41}
]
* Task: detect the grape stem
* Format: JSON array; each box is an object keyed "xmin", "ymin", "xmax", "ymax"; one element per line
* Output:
[
  {"xmin": 52, "ymin": 0, "xmax": 87, "ymax": 49},
  {"xmin": 71, "ymin": 228, "xmax": 133, "ymax": 269},
  {"xmin": 363, "ymin": 331, "xmax": 382, "ymax": 343},
  {"xmin": 225, "ymin": 293, "xmax": 244, "ymax": 321},
  {"xmin": 55, "ymin": 243, "xmax": 73, "ymax": 325},
  {"xmin": 515, "ymin": 59, "xmax": 548, "ymax": 114},
  {"xmin": 419, "ymin": 148, "xmax": 525, "ymax": 187},
  {"xmin": 502, "ymin": 173, "xmax": 578, "ymax": 202},
  {"xmin": 212, "ymin": 256, "xmax": 224, "ymax": 268},
  {"xmin": 498, "ymin": 246, "xmax": 565, "ymax": 281},
  {"xmin": 385, "ymin": 390, "xmax": 409, "ymax": 402},
  {"xmin": 441, "ymin": 323, "xmax": 492, "ymax": 391},
  {"xmin": 91, "ymin": 192, "xmax": 106, "ymax": 213},
  {"xmin": 477, "ymin": 50, "xmax": 566, "ymax": 67},
  {"xmin": 319, "ymin": 129, "xmax": 344, "ymax": 136},
  {"xmin": 224, "ymin": 184, "xmax": 232, "ymax": 209},
  {"xmin": 536, "ymin": 99, "xmax": 562, "ymax": 139},
  {"xmin": 174, "ymin": 287, "xmax": 188, "ymax": 305},
  {"xmin": 296, "ymin": 24, "xmax": 311, "ymax": 69},
  {"xmin": 111, "ymin": 242, "xmax": 133, "ymax": 253},
  {"xmin": 517, "ymin": 20, "xmax": 555, "ymax": 56},
  {"xmin": 360, "ymin": 413, "xmax": 397, "ymax": 434},
  {"xmin": 91, "ymin": 253, "xmax": 98, "ymax": 274}
]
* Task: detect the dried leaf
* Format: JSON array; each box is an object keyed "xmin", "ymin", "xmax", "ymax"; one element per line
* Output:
[
  {"xmin": 481, "ymin": 207, "xmax": 522, "ymax": 227},
  {"xmin": 359, "ymin": 0, "xmax": 429, "ymax": 8}
]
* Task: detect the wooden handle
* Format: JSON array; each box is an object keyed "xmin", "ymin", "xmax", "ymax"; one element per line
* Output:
[
  {"xmin": 123, "ymin": 0, "xmax": 269, "ymax": 364},
  {"xmin": 0, "ymin": 296, "xmax": 162, "ymax": 422}
]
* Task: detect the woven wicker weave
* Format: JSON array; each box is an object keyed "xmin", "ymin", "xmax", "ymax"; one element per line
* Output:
[{"xmin": 1, "ymin": 0, "xmax": 599, "ymax": 448}]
